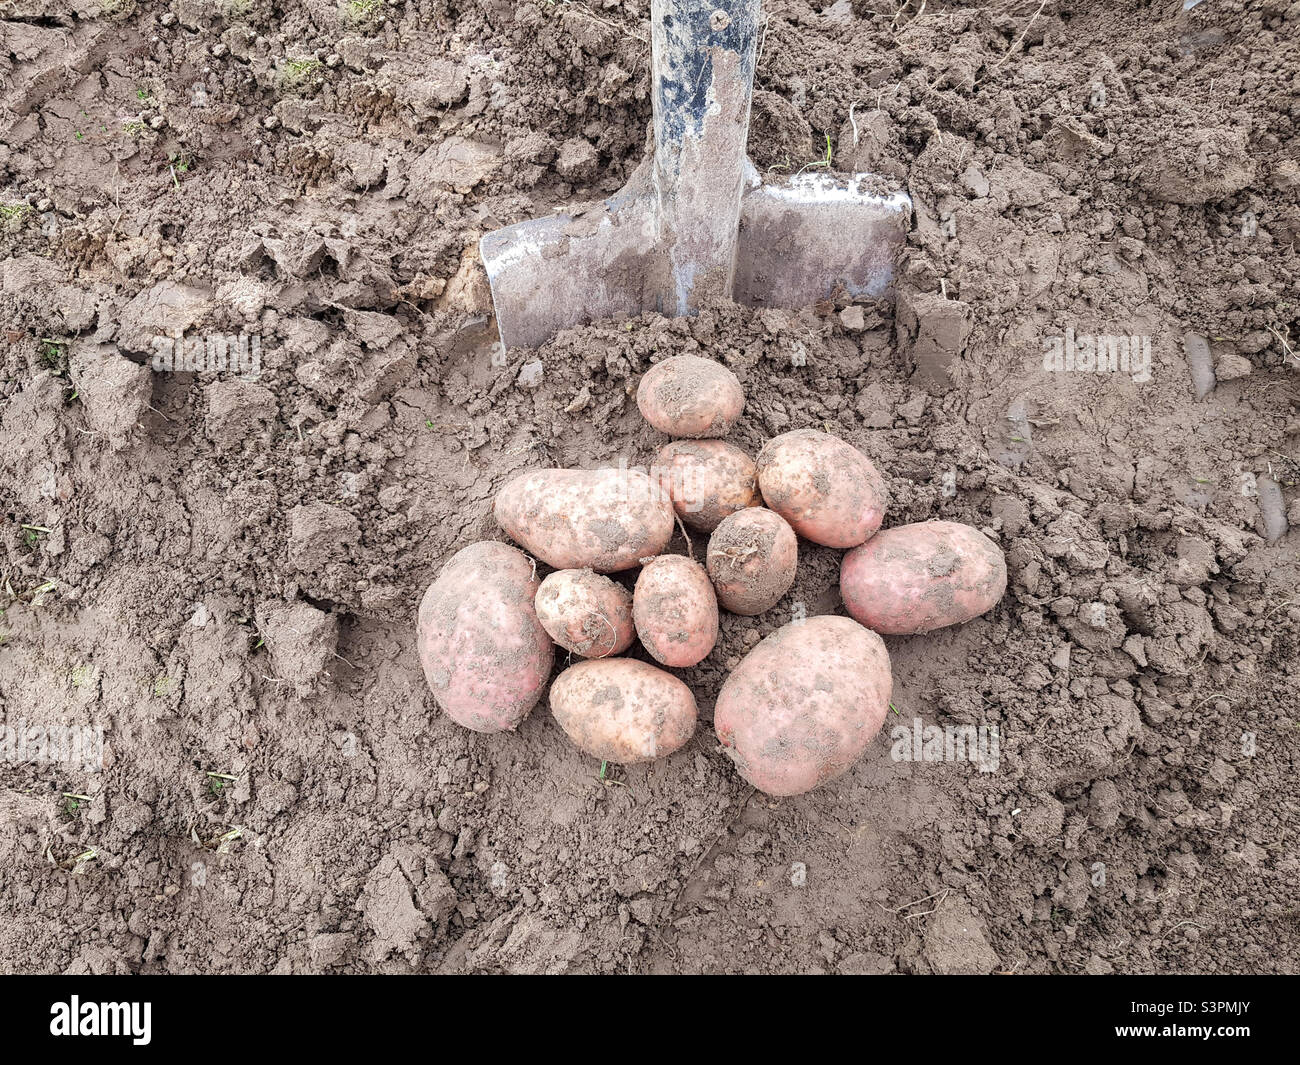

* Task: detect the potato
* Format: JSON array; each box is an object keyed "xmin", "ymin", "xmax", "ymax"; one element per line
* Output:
[
  {"xmin": 416, "ymin": 541, "xmax": 555, "ymax": 733},
  {"xmin": 713, "ymin": 615, "xmax": 892, "ymax": 796},
  {"xmin": 651, "ymin": 439, "xmax": 761, "ymax": 532},
  {"xmin": 840, "ymin": 520, "xmax": 1007, "ymax": 635},
  {"xmin": 706, "ymin": 508, "xmax": 798, "ymax": 616},
  {"xmin": 637, "ymin": 355, "xmax": 744, "ymax": 438},
  {"xmin": 494, "ymin": 467, "xmax": 674, "ymax": 573},
  {"xmin": 633, "ymin": 555, "xmax": 718, "ymax": 667},
  {"xmin": 549, "ymin": 658, "xmax": 697, "ymax": 763},
  {"xmin": 756, "ymin": 429, "xmax": 888, "ymax": 548},
  {"xmin": 535, "ymin": 569, "xmax": 635, "ymax": 658}
]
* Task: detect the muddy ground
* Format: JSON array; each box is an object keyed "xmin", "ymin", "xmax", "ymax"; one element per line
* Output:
[{"xmin": 1, "ymin": 0, "xmax": 1298, "ymax": 974}]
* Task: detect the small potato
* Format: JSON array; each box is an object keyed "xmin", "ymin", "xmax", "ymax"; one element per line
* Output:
[
  {"xmin": 756, "ymin": 429, "xmax": 888, "ymax": 548},
  {"xmin": 494, "ymin": 467, "xmax": 674, "ymax": 573},
  {"xmin": 535, "ymin": 569, "xmax": 635, "ymax": 658},
  {"xmin": 633, "ymin": 555, "xmax": 718, "ymax": 667},
  {"xmin": 637, "ymin": 355, "xmax": 744, "ymax": 438},
  {"xmin": 416, "ymin": 541, "xmax": 554, "ymax": 733},
  {"xmin": 550, "ymin": 658, "xmax": 697, "ymax": 763},
  {"xmin": 706, "ymin": 508, "xmax": 798, "ymax": 616},
  {"xmin": 714, "ymin": 615, "xmax": 892, "ymax": 797},
  {"xmin": 840, "ymin": 520, "xmax": 1007, "ymax": 635},
  {"xmin": 651, "ymin": 439, "xmax": 761, "ymax": 532}
]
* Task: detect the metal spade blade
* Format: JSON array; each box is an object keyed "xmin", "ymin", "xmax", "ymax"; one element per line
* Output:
[{"xmin": 481, "ymin": 0, "xmax": 911, "ymax": 350}]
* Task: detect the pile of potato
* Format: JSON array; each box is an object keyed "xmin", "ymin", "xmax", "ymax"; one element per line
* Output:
[{"xmin": 417, "ymin": 355, "xmax": 1007, "ymax": 797}]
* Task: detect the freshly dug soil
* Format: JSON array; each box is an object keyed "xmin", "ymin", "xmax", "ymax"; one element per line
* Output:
[{"xmin": 2, "ymin": 0, "xmax": 1298, "ymax": 974}]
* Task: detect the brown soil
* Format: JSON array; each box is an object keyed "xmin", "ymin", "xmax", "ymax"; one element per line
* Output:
[{"xmin": 2, "ymin": 0, "xmax": 1299, "ymax": 975}]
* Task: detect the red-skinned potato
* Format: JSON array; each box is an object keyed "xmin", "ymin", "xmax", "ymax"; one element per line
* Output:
[
  {"xmin": 756, "ymin": 429, "xmax": 888, "ymax": 548},
  {"xmin": 550, "ymin": 658, "xmax": 697, "ymax": 763},
  {"xmin": 637, "ymin": 355, "xmax": 744, "ymax": 438},
  {"xmin": 535, "ymin": 569, "xmax": 635, "ymax": 658},
  {"xmin": 416, "ymin": 541, "xmax": 555, "ymax": 733},
  {"xmin": 840, "ymin": 520, "xmax": 1007, "ymax": 634},
  {"xmin": 633, "ymin": 555, "xmax": 718, "ymax": 667},
  {"xmin": 714, "ymin": 615, "xmax": 892, "ymax": 796},
  {"xmin": 651, "ymin": 439, "xmax": 761, "ymax": 532},
  {"xmin": 494, "ymin": 467, "xmax": 674, "ymax": 573},
  {"xmin": 706, "ymin": 508, "xmax": 798, "ymax": 616}
]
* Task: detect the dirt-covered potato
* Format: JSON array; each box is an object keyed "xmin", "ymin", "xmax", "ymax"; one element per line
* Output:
[
  {"xmin": 840, "ymin": 520, "xmax": 1007, "ymax": 635},
  {"xmin": 534, "ymin": 568, "xmax": 635, "ymax": 658},
  {"xmin": 756, "ymin": 428, "xmax": 888, "ymax": 548},
  {"xmin": 416, "ymin": 541, "xmax": 555, "ymax": 733},
  {"xmin": 494, "ymin": 467, "xmax": 674, "ymax": 572},
  {"xmin": 651, "ymin": 439, "xmax": 761, "ymax": 532},
  {"xmin": 713, "ymin": 615, "xmax": 892, "ymax": 796},
  {"xmin": 706, "ymin": 507, "xmax": 798, "ymax": 615},
  {"xmin": 633, "ymin": 555, "xmax": 718, "ymax": 667},
  {"xmin": 636, "ymin": 355, "xmax": 744, "ymax": 438},
  {"xmin": 549, "ymin": 658, "xmax": 697, "ymax": 763}
]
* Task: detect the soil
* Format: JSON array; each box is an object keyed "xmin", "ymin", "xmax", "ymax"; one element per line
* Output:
[{"xmin": 2, "ymin": 0, "xmax": 1299, "ymax": 975}]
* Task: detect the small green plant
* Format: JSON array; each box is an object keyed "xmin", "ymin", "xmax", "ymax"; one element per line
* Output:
[
  {"xmin": 62, "ymin": 792, "xmax": 91, "ymax": 818},
  {"xmin": 345, "ymin": 0, "xmax": 384, "ymax": 23},
  {"xmin": 70, "ymin": 663, "xmax": 95, "ymax": 688},
  {"xmin": 99, "ymin": 0, "xmax": 135, "ymax": 19},
  {"xmin": 279, "ymin": 57, "xmax": 324, "ymax": 92},
  {"xmin": 795, "ymin": 133, "xmax": 833, "ymax": 176},
  {"xmin": 0, "ymin": 202, "xmax": 31, "ymax": 223},
  {"xmin": 206, "ymin": 771, "xmax": 238, "ymax": 796},
  {"xmin": 38, "ymin": 337, "xmax": 66, "ymax": 372},
  {"xmin": 122, "ymin": 118, "xmax": 148, "ymax": 137},
  {"xmin": 167, "ymin": 150, "xmax": 195, "ymax": 190},
  {"xmin": 152, "ymin": 673, "xmax": 173, "ymax": 697}
]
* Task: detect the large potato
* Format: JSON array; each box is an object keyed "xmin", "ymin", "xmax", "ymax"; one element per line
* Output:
[
  {"xmin": 840, "ymin": 520, "xmax": 1007, "ymax": 634},
  {"xmin": 706, "ymin": 508, "xmax": 798, "ymax": 616},
  {"xmin": 633, "ymin": 555, "xmax": 718, "ymax": 667},
  {"xmin": 714, "ymin": 615, "xmax": 892, "ymax": 796},
  {"xmin": 550, "ymin": 658, "xmax": 697, "ymax": 763},
  {"xmin": 756, "ymin": 429, "xmax": 888, "ymax": 548},
  {"xmin": 651, "ymin": 439, "xmax": 761, "ymax": 532},
  {"xmin": 535, "ymin": 569, "xmax": 635, "ymax": 658},
  {"xmin": 494, "ymin": 467, "xmax": 674, "ymax": 573},
  {"xmin": 416, "ymin": 541, "xmax": 555, "ymax": 733},
  {"xmin": 637, "ymin": 355, "xmax": 744, "ymax": 438}
]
